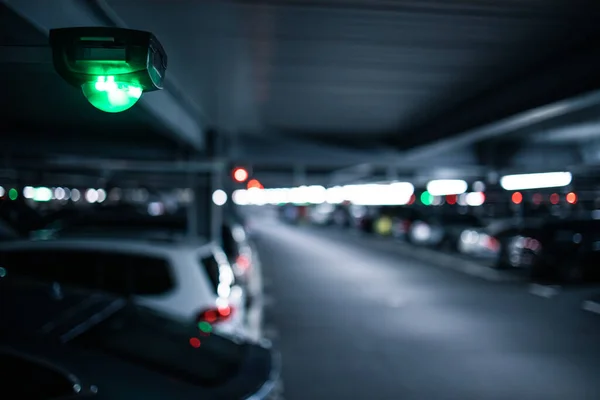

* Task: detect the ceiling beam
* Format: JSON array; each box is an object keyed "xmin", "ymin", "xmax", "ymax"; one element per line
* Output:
[{"xmin": 3, "ymin": 0, "xmax": 205, "ymax": 151}]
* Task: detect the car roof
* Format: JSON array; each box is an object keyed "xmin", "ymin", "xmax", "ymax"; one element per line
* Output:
[{"xmin": 0, "ymin": 236, "xmax": 214, "ymax": 256}]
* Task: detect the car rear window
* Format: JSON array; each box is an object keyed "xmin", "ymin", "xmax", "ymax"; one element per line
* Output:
[
  {"xmin": 74, "ymin": 305, "xmax": 247, "ymax": 387},
  {"xmin": 0, "ymin": 249, "xmax": 174, "ymax": 296},
  {"xmin": 200, "ymin": 255, "xmax": 220, "ymax": 293}
]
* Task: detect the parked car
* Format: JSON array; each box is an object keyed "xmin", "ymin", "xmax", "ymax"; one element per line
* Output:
[
  {"xmin": 388, "ymin": 207, "xmax": 424, "ymax": 240},
  {"xmin": 0, "ymin": 279, "xmax": 280, "ymax": 400},
  {"xmin": 0, "ymin": 235, "xmax": 247, "ymax": 337},
  {"xmin": 221, "ymin": 219, "xmax": 262, "ymax": 305},
  {"xmin": 409, "ymin": 212, "xmax": 486, "ymax": 251},
  {"xmin": 512, "ymin": 219, "xmax": 600, "ymax": 283}
]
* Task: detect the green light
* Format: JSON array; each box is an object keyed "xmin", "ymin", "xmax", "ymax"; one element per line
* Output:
[
  {"xmin": 420, "ymin": 191, "xmax": 432, "ymax": 206},
  {"xmin": 198, "ymin": 321, "xmax": 212, "ymax": 333},
  {"xmin": 8, "ymin": 188, "xmax": 18, "ymax": 201},
  {"xmin": 81, "ymin": 76, "xmax": 143, "ymax": 113},
  {"xmin": 0, "ymin": 267, "xmax": 6, "ymax": 278}
]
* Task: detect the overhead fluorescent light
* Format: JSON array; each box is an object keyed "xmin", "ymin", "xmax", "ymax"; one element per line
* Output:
[
  {"xmin": 426, "ymin": 179, "xmax": 468, "ymax": 196},
  {"xmin": 500, "ymin": 172, "xmax": 572, "ymax": 191}
]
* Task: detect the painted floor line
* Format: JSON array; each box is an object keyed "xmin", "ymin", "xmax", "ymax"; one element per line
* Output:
[
  {"xmin": 582, "ymin": 300, "xmax": 600, "ymax": 315},
  {"xmin": 529, "ymin": 284, "xmax": 561, "ymax": 298}
]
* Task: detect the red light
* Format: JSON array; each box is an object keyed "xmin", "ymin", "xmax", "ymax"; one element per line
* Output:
[
  {"xmin": 407, "ymin": 194, "xmax": 416, "ymax": 205},
  {"xmin": 446, "ymin": 195, "xmax": 457, "ymax": 205},
  {"xmin": 232, "ymin": 168, "xmax": 248, "ymax": 183},
  {"xmin": 566, "ymin": 192, "xmax": 577, "ymax": 204},
  {"xmin": 512, "ymin": 192, "xmax": 523, "ymax": 204},
  {"xmin": 203, "ymin": 310, "xmax": 217, "ymax": 323},
  {"xmin": 247, "ymin": 179, "xmax": 263, "ymax": 190},
  {"xmin": 532, "ymin": 193, "xmax": 542, "ymax": 205},
  {"xmin": 197, "ymin": 306, "xmax": 233, "ymax": 325},
  {"xmin": 236, "ymin": 254, "xmax": 251, "ymax": 271},
  {"xmin": 217, "ymin": 306, "xmax": 232, "ymax": 317},
  {"xmin": 189, "ymin": 337, "xmax": 201, "ymax": 348},
  {"xmin": 550, "ymin": 193, "xmax": 560, "ymax": 205}
]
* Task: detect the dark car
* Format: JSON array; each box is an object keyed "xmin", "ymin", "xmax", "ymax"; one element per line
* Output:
[
  {"xmin": 0, "ymin": 279, "xmax": 280, "ymax": 400},
  {"xmin": 513, "ymin": 219, "xmax": 600, "ymax": 283},
  {"xmin": 409, "ymin": 212, "xmax": 486, "ymax": 251}
]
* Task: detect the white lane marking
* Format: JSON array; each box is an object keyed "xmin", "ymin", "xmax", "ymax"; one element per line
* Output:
[
  {"xmin": 529, "ymin": 284, "xmax": 561, "ymax": 298},
  {"xmin": 582, "ymin": 300, "xmax": 600, "ymax": 315}
]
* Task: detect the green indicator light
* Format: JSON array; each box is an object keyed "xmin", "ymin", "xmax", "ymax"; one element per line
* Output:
[
  {"xmin": 198, "ymin": 321, "xmax": 212, "ymax": 333},
  {"xmin": 81, "ymin": 76, "xmax": 143, "ymax": 113},
  {"xmin": 420, "ymin": 191, "xmax": 432, "ymax": 206},
  {"xmin": 8, "ymin": 188, "xmax": 18, "ymax": 201},
  {"xmin": 0, "ymin": 267, "xmax": 6, "ymax": 278}
]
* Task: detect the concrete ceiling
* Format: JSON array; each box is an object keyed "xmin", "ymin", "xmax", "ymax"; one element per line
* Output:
[{"xmin": 3, "ymin": 0, "xmax": 600, "ymax": 189}]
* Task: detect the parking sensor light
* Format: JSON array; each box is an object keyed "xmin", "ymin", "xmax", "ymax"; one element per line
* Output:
[
  {"xmin": 500, "ymin": 172, "xmax": 572, "ymax": 191},
  {"xmin": 82, "ymin": 76, "xmax": 143, "ymax": 113},
  {"xmin": 49, "ymin": 27, "xmax": 167, "ymax": 113}
]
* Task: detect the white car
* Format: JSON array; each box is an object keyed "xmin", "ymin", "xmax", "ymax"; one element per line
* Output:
[{"xmin": 0, "ymin": 236, "xmax": 247, "ymax": 337}]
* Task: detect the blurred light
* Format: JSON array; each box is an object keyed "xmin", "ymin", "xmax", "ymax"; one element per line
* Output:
[
  {"xmin": 446, "ymin": 195, "xmax": 457, "ymax": 205},
  {"xmin": 512, "ymin": 192, "xmax": 523, "ymax": 204},
  {"xmin": 473, "ymin": 181, "xmax": 486, "ymax": 192},
  {"xmin": 71, "ymin": 189, "xmax": 81, "ymax": 202},
  {"xmin": 432, "ymin": 195, "xmax": 444, "ymax": 206},
  {"xmin": 325, "ymin": 186, "xmax": 345, "ymax": 204},
  {"xmin": 147, "ymin": 202, "xmax": 164, "ymax": 216},
  {"xmin": 97, "ymin": 189, "xmax": 107, "ymax": 203},
  {"xmin": 593, "ymin": 210, "xmax": 600, "ymax": 220},
  {"xmin": 0, "ymin": 186, "xmax": 4, "ymax": 197},
  {"xmin": 54, "ymin": 187, "xmax": 66, "ymax": 201},
  {"xmin": 8, "ymin": 188, "xmax": 17, "ymax": 201},
  {"xmin": 550, "ymin": 193, "xmax": 560, "ymax": 205},
  {"xmin": 23, "ymin": 186, "xmax": 34, "ymax": 199},
  {"xmin": 189, "ymin": 337, "xmax": 201, "ymax": 348},
  {"xmin": 247, "ymin": 179, "xmax": 263, "ymax": 190},
  {"xmin": 412, "ymin": 222, "xmax": 432, "ymax": 242},
  {"xmin": 33, "ymin": 187, "xmax": 52, "ymax": 202},
  {"xmin": 466, "ymin": 192, "xmax": 485, "ymax": 207},
  {"xmin": 217, "ymin": 283, "xmax": 231, "ymax": 298},
  {"xmin": 500, "ymin": 172, "xmax": 572, "ymax": 191},
  {"xmin": 63, "ymin": 188, "xmax": 71, "ymax": 200},
  {"xmin": 420, "ymin": 191, "xmax": 433, "ymax": 206},
  {"xmin": 246, "ymin": 187, "xmax": 267, "ymax": 206},
  {"xmin": 343, "ymin": 182, "xmax": 414, "ymax": 206},
  {"xmin": 532, "ymin": 193, "xmax": 542, "ymax": 205},
  {"xmin": 232, "ymin": 167, "xmax": 249, "ymax": 183},
  {"xmin": 85, "ymin": 189, "xmax": 99, "ymax": 203},
  {"xmin": 457, "ymin": 193, "xmax": 467, "ymax": 206},
  {"xmin": 427, "ymin": 179, "xmax": 468, "ymax": 196},
  {"xmin": 566, "ymin": 192, "xmax": 577, "ymax": 204},
  {"xmin": 212, "ymin": 190, "xmax": 227, "ymax": 206},
  {"xmin": 407, "ymin": 194, "xmax": 416, "ymax": 205},
  {"xmin": 179, "ymin": 188, "xmax": 193, "ymax": 203},
  {"xmin": 232, "ymin": 190, "xmax": 249, "ymax": 205}
]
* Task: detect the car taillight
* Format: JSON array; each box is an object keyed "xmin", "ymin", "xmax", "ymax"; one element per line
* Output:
[
  {"xmin": 196, "ymin": 305, "xmax": 233, "ymax": 325},
  {"xmin": 235, "ymin": 254, "xmax": 251, "ymax": 271},
  {"xmin": 485, "ymin": 236, "xmax": 500, "ymax": 252},
  {"xmin": 402, "ymin": 220, "xmax": 412, "ymax": 232}
]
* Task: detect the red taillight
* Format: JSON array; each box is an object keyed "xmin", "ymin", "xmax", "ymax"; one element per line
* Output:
[
  {"xmin": 402, "ymin": 220, "xmax": 411, "ymax": 232},
  {"xmin": 236, "ymin": 254, "xmax": 251, "ymax": 271},
  {"xmin": 197, "ymin": 305, "xmax": 233, "ymax": 325},
  {"xmin": 485, "ymin": 236, "xmax": 500, "ymax": 252}
]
